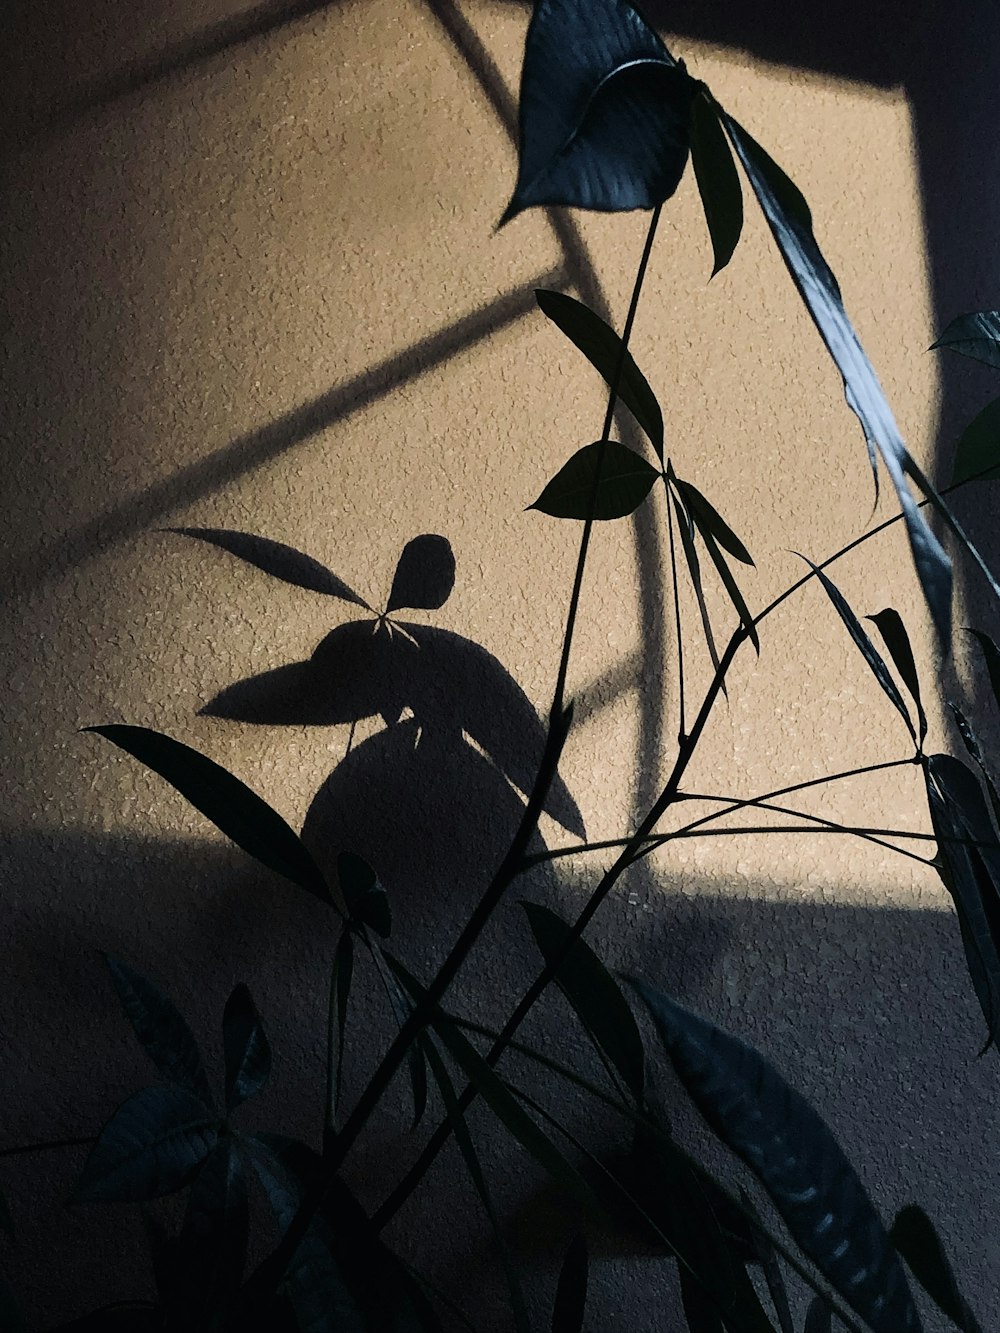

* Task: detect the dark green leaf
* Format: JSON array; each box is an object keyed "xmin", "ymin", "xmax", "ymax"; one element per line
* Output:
[
  {"xmin": 866, "ymin": 609, "xmax": 926, "ymax": 744},
  {"xmin": 673, "ymin": 477, "xmax": 754, "ymax": 565},
  {"xmin": 166, "ymin": 528, "xmax": 371, "ymax": 608},
  {"xmin": 949, "ymin": 705, "xmax": 1000, "ymax": 834},
  {"xmin": 690, "ymin": 88, "xmax": 743, "ymax": 277},
  {"xmin": 552, "ymin": 1234, "xmax": 588, "ymax": 1333},
  {"xmin": 930, "ymin": 312, "xmax": 1000, "ymax": 369},
  {"xmin": 74, "ymin": 1086, "xmax": 218, "ymax": 1203},
  {"xmin": 521, "ymin": 901, "xmax": 644, "ymax": 1103},
  {"xmin": 86, "ymin": 726, "xmax": 330, "ymax": 902},
  {"xmin": 801, "ymin": 559, "xmax": 915, "ymax": 742},
  {"xmin": 669, "ymin": 479, "xmax": 724, "ymax": 682},
  {"xmin": 536, "ymin": 289, "xmax": 663, "ymax": 457},
  {"xmin": 891, "ymin": 1205, "xmax": 982, "ymax": 1333},
  {"xmin": 327, "ymin": 930, "xmax": 354, "ymax": 1130},
  {"xmin": 337, "ymin": 851, "xmax": 391, "ymax": 938},
  {"xmin": 725, "ymin": 114, "xmax": 952, "ymax": 645},
  {"xmin": 631, "ymin": 980, "xmax": 921, "ymax": 1333},
  {"xmin": 950, "ymin": 397, "xmax": 1000, "ymax": 486},
  {"xmin": 925, "ymin": 753, "xmax": 1000, "ymax": 1052},
  {"xmin": 175, "ymin": 1135, "xmax": 249, "ymax": 1321},
  {"xmin": 105, "ymin": 955, "xmax": 213, "ymax": 1107},
  {"xmin": 804, "ymin": 1296, "xmax": 833, "ymax": 1333},
  {"xmin": 968, "ymin": 629, "xmax": 1000, "ymax": 713},
  {"xmin": 531, "ymin": 441, "xmax": 658, "ymax": 520},
  {"xmin": 223, "ymin": 984, "xmax": 271, "ymax": 1113},
  {"xmin": 421, "ymin": 1037, "xmax": 531, "ymax": 1333},
  {"xmin": 699, "ymin": 521, "xmax": 759, "ymax": 653},
  {"xmin": 503, "ymin": 0, "xmax": 696, "ymax": 221},
  {"xmin": 386, "ymin": 535, "xmax": 455, "ymax": 614}
]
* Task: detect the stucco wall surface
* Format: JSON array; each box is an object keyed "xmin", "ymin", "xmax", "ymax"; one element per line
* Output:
[{"xmin": 4, "ymin": 0, "xmax": 1000, "ymax": 1327}]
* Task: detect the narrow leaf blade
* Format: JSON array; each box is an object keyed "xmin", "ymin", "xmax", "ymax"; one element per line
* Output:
[
  {"xmin": 167, "ymin": 528, "xmax": 370, "ymax": 607},
  {"xmin": 890, "ymin": 1205, "xmax": 982, "ymax": 1333},
  {"xmin": 552, "ymin": 1234, "xmax": 589, "ymax": 1333},
  {"xmin": 673, "ymin": 477, "xmax": 754, "ymax": 565},
  {"xmin": 531, "ymin": 441, "xmax": 659, "ymax": 520},
  {"xmin": 337, "ymin": 851, "xmax": 391, "ymax": 938},
  {"xmin": 690, "ymin": 88, "xmax": 743, "ymax": 277},
  {"xmin": 105, "ymin": 955, "xmax": 213, "ymax": 1106},
  {"xmin": 223, "ymin": 984, "xmax": 271, "ymax": 1113},
  {"xmin": 866, "ymin": 609, "xmax": 927, "ymax": 743}
]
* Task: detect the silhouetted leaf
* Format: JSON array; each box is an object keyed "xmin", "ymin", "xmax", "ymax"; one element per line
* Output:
[
  {"xmin": 673, "ymin": 477, "xmax": 754, "ymax": 565},
  {"xmin": 386, "ymin": 535, "xmax": 455, "ymax": 613},
  {"xmin": 740, "ymin": 1188, "xmax": 794, "ymax": 1333},
  {"xmin": 800, "ymin": 559, "xmax": 915, "ymax": 742},
  {"xmin": 968, "ymin": 629, "xmax": 1000, "ymax": 713},
  {"xmin": 679, "ymin": 1264, "xmax": 726, "ymax": 1333},
  {"xmin": 925, "ymin": 753, "xmax": 1000, "ymax": 1051},
  {"xmin": 803, "ymin": 1296, "xmax": 833, "ymax": 1333},
  {"xmin": 223, "ymin": 984, "xmax": 271, "ymax": 1113},
  {"xmin": 87, "ymin": 725, "xmax": 330, "ymax": 902},
  {"xmin": 700, "ymin": 522, "xmax": 759, "ymax": 652},
  {"xmin": 536, "ymin": 289, "xmax": 663, "ymax": 457},
  {"xmin": 167, "ymin": 528, "xmax": 371, "ymax": 608},
  {"xmin": 669, "ymin": 481, "xmax": 723, "ymax": 681},
  {"xmin": 891, "ymin": 1205, "xmax": 982, "ymax": 1333},
  {"xmin": 522, "ymin": 901, "xmax": 644, "ymax": 1103},
  {"xmin": 949, "ymin": 705, "xmax": 1000, "ymax": 834},
  {"xmin": 532, "ymin": 441, "xmax": 659, "ymax": 520},
  {"xmin": 326, "ymin": 930, "xmax": 354, "ymax": 1129},
  {"xmin": 176, "ymin": 1134, "xmax": 249, "ymax": 1321},
  {"xmin": 74, "ymin": 1086, "xmax": 218, "ymax": 1203},
  {"xmin": 105, "ymin": 955, "xmax": 213, "ymax": 1106},
  {"xmin": 690, "ymin": 88, "xmax": 743, "ymax": 277},
  {"xmin": 725, "ymin": 115, "xmax": 952, "ymax": 645},
  {"xmin": 552, "ymin": 1234, "xmax": 588, "ymax": 1333},
  {"xmin": 866, "ymin": 609, "xmax": 927, "ymax": 744},
  {"xmin": 503, "ymin": 0, "xmax": 697, "ymax": 221},
  {"xmin": 337, "ymin": 851, "xmax": 391, "ymax": 938},
  {"xmin": 950, "ymin": 397, "xmax": 1000, "ymax": 486},
  {"xmin": 931, "ymin": 312, "xmax": 1000, "ymax": 369},
  {"xmin": 631, "ymin": 981, "xmax": 921, "ymax": 1333},
  {"xmin": 368, "ymin": 944, "xmax": 428, "ymax": 1131}
]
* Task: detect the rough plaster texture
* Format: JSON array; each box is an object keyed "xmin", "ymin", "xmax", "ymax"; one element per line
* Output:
[{"xmin": 4, "ymin": 0, "xmax": 1000, "ymax": 1327}]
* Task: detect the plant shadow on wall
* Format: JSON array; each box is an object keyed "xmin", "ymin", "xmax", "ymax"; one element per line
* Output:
[{"xmin": 11, "ymin": 0, "xmax": 1000, "ymax": 1330}]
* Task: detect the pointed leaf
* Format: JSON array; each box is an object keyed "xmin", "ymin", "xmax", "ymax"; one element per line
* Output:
[
  {"xmin": 669, "ymin": 480, "xmax": 724, "ymax": 681},
  {"xmin": 690, "ymin": 88, "xmax": 743, "ymax": 277},
  {"xmin": 631, "ymin": 980, "xmax": 921, "ymax": 1333},
  {"xmin": 167, "ymin": 528, "xmax": 371, "ymax": 607},
  {"xmin": 531, "ymin": 441, "xmax": 658, "ymax": 520},
  {"xmin": 503, "ymin": 0, "xmax": 696, "ymax": 221},
  {"xmin": 930, "ymin": 312, "xmax": 1000, "ymax": 369},
  {"xmin": 175, "ymin": 1135, "xmax": 249, "ymax": 1321},
  {"xmin": 679, "ymin": 1263, "xmax": 726, "ymax": 1333},
  {"xmin": 968, "ymin": 629, "xmax": 1000, "ymax": 712},
  {"xmin": 74, "ymin": 1086, "xmax": 218, "ymax": 1203},
  {"xmin": 800, "ymin": 559, "xmax": 915, "ymax": 741},
  {"xmin": 327, "ymin": 930, "xmax": 354, "ymax": 1129},
  {"xmin": 673, "ymin": 477, "xmax": 754, "ymax": 565},
  {"xmin": 337, "ymin": 851, "xmax": 391, "ymax": 938},
  {"xmin": 950, "ymin": 397, "xmax": 1000, "ymax": 486},
  {"xmin": 949, "ymin": 704, "xmax": 1000, "ymax": 834},
  {"xmin": 725, "ymin": 114, "xmax": 952, "ymax": 644},
  {"xmin": 891, "ymin": 1205, "xmax": 982, "ymax": 1333},
  {"xmin": 223, "ymin": 984, "xmax": 271, "ymax": 1113},
  {"xmin": 86, "ymin": 726, "xmax": 330, "ymax": 902},
  {"xmin": 105, "ymin": 956, "xmax": 213, "ymax": 1106},
  {"xmin": 369, "ymin": 945, "xmax": 428, "ymax": 1131},
  {"xmin": 386, "ymin": 535, "xmax": 455, "ymax": 613},
  {"xmin": 866, "ymin": 609, "xmax": 927, "ymax": 743},
  {"xmin": 700, "ymin": 522, "xmax": 759, "ymax": 652},
  {"xmin": 522, "ymin": 901, "xmax": 644, "ymax": 1103},
  {"xmin": 740, "ymin": 1188, "xmax": 794, "ymax": 1333},
  {"xmin": 552, "ymin": 1234, "xmax": 588, "ymax": 1333},
  {"xmin": 536, "ymin": 289, "xmax": 663, "ymax": 457}
]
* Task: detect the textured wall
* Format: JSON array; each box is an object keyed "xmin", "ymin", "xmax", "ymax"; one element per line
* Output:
[{"xmin": 4, "ymin": 0, "xmax": 1000, "ymax": 1327}]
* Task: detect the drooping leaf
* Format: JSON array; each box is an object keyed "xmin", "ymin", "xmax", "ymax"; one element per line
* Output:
[
  {"xmin": 326, "ymin": 930, "xmax": 354, "ymax": 1131},
  {"xmin": 669, "ymin": 480, "xmax": 724, "ymax": 682},
  {"xmin": 223, "ymin": 984, "xmax": 271, "ymax": 1113},
  {"xmin": 672, "ymin": 477, "xmax": 754, "ymax": 565},
  {"xmin": 930, "ymin": 312, "xmax": 1000, "ymax": 369},
  {"xmin": 175, "ymin": 1134, "xmax": 249, "ymax": 1322},
  {"xmin": 535, "ymin": 289, "xmax": 663, "ymax": 457},
  {"xmin": 552, "ymin": 1234, "xmax": 589, "ymax": 1333},
  {"xmin": 166, "ymin": 528, "xmax": 371, "ymax": 608},
  {"xmin": 890, "ymin": 1204, "xmax": 982, "ymax": 1333},
  {"xmin": 950, "ymin": 397, "xmax": 1000, "ymax": 486},
  {"xmin": 699, "ymin": 521, "xmax": 759, "ymax": 653},
  {"xmin": 800, "ymin": 559, "xmax": 915, "ymax": 742},
  {"xmin": 522, "ymin": 901, "xmax": 644, "ymax": 1103},
  {"xmin": 105, "ymin": 955, "xmax": 213, "ymax": 1107},
  {"xmin": 386, "ymin": 535, "xmax": 455, "ymax": 613},
  {"xmin": 337, "ymin": 851, "xmax": 391, "ymax": 938},
  {"xmin": 631, "ymin": 980, "xmax": 921, "ymax": 1333},
  {"xmin": 724, "ymin": 115, "xmax": 953, "ymax": 645},
  {"xmin": 86, "ymin": 726, "xmax": 330, "ymax": 902},
  {"xmin": 925, "ymin": 753, "xmax": 1000, "ymax": 1052},
  {"xmin": 949, "ymin": 705, "xmax": 1000, "ymax": 834},
  {"xmin": 531, "ymin": 441, "xmax": 659, "ymax": 520},
  {"xmin": 503, "ymin": 0, "xmax": 697, "ymax": 221},
  {"xmin": 740, "ymin": 1188, "xmax": 794, "ymax": 1333},
  {"xmin": 74, "ymin": 1086, "xmax": 218, "ymax": 1203},
  {"xmin": 690, "ymin": 88, "xmax": 743, "ymax": 278},
  {"xmin": 421, "ymin": 1037, "xmax": 531, "ymax": 1333},
  {"xmin": 368, "ymin": 944, "xmax": 429, "ymax": 1131},
  {"xmin": 866, "ymin": 609, "xmax": 927, "ymax": 744}
]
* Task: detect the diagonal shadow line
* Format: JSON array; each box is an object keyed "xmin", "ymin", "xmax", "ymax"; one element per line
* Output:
[
  {"xmin": 20, "ymin": 0, "xmax": 346, "ymax": 140},
  {"xmin": 2, "ymin": 270, "xmax": 567, "ymax": 603}
]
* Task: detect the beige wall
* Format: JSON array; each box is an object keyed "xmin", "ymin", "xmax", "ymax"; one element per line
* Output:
[{"xmin": 4, "ymin": 0, "xmax": 1000, "ymax": 1326}]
